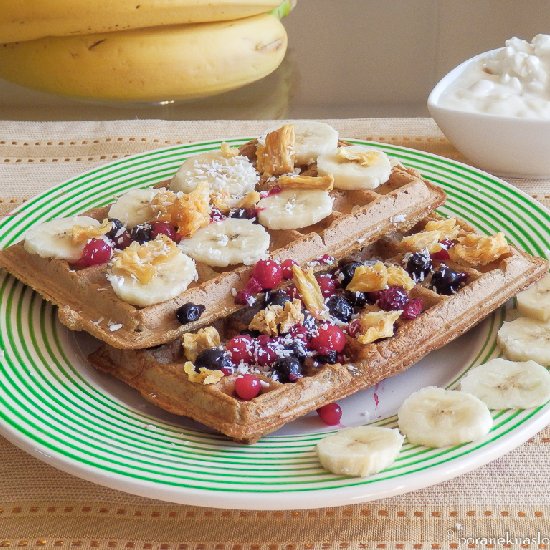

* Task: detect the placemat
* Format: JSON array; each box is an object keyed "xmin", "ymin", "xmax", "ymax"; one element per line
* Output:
[{"xmin": 0, "ymin": 118, "xmax": 549, "ymax": 548}]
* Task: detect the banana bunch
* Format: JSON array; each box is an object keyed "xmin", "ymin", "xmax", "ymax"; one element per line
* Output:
[{"xmin": 0, "ymin": 0, "xmax": 294, "ymax": 101}]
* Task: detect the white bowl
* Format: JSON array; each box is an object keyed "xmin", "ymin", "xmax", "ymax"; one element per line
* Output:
[{"xmin": 428, "ymin": 50, "xmax": 550, "ymax": 178}]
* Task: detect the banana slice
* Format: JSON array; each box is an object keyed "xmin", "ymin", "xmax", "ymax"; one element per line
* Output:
[
  {"xmin": 497, "ymin": 317, "xmax": 550, "ymax": 366},
  {"xmin": 256, "ymin": 189, "xmax": 333, "ymax": 230},
  {"xmin": 108, "ymin": 187, "xmax": 160, "ymax": 228},
  {"xmin": 178, "ymin": 218, "xmax": 269, "ymax": 267},
  {"xmin": 316, "ymin": 426, "xmax": 404, "ymax": 478},
  {"xmin": 24, "ymin": 216, "xmax": 100, "ymax": 261},
  {"xmin": 170, "ymin": 151, "xmax": 258, "ymax": 207},
  {"xmin": 260, "ymin": 121, "xmax": 339, "ymax": 165},
  {"xmin": 107, "ymin": 238, "xmax": 198, "ymax": 307},
  {"xmin": 317, "ymin": 145, "xmax": 392, "ymax": 190},
  {"xmin": 516, "ymin": 273, "xmax": 550, "ymax": 322},
  {"xmin": 460, "ymin": 358, "xmax": 550, "ymax": 409},
  {"xmin": 397, "ymin": 386, "xmax": 493, "ymax": 448}
]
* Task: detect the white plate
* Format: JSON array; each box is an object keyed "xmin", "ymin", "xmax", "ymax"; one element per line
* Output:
[{"xmin": 0, "ymin": 138, "xmax": 548, "ymax": 509}]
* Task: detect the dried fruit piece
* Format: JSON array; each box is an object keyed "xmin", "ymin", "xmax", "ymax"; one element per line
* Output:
[
  {"xmin": 182, "ymin": 326, "xmax": 221, "ymax": 362},
  {"xmin": 236, "ymin": 190, "xmax": 261, "ymax": 209},
  {"xmin": 386, "ymin": 265, "xmax": 415, "ymax": 291},
  {"xmin": 400, "ymin": 217, "xmax": 461, "ymax": 253},
  {"xmin": 355, "ymin": 310, "xmax": 401, "ymax": 345},
  {"xmin": 256, "ymin": 124, "xmax": 295, "ymax": 176},
  {"xmin": 110, "ymin": 234, "xmax": 179, "ymax": 284},
  {"xmin": 449, "ymin": 232, "xmax": 510, "ymax": 266},
  {"xmin": 183, "ymin": 361, "xmax": 224, "ymax": 385},
  {"xmin": 277, "ymin": 174, "xmax": 334, "ymax": 191},
  {"xmin": 151, "ymin": 183, "xmax": 210, "ymax": 239},
  {"xmin": 220, "ymin": 142, "xmax": 239, "ymax": 158},
  {"xmin": 346, "ymin": 262, "xmax": 388, "ymax": 292},
  {"xmin": 292, "ymin": 265, "xmax": 326, "ymax": 318},
  {"xmin": 72, "ymin": 219, "xmax": 112, "ymax": 244},
  {"xmin": 336, "ymin": 147, "xmax": 383, "ymax": 167},
  {"xmin": 248, "ymin": 299, "xmax": 304, "ymax": 336}
]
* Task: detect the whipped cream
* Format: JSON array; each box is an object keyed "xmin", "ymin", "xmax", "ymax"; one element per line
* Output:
[{"xmin": 439, "ymin": 34, "xmax": 550, "ymax": 119}]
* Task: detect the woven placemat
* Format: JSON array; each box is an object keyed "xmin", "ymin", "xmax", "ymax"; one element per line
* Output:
[{"xmin": 0, "ymin": 118, "xmax": 549, "ymax": 548}]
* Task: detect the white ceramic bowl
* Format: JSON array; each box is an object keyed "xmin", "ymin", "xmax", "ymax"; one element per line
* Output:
[{"xmin": 428, "ymin": 49, "xmax": 550, "ymax": 178}]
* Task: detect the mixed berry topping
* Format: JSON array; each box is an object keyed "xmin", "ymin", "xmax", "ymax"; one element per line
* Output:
[
  {"xmin": 130, "ymin": 223, "xmax": 153, "ymax": 244},
  {"xmin": 229, "ymin": 208, "xmax": 256, "ymax": 220},
  {"xmin": 431, "ymin": 265, "xmax": 468, "ymax": 295},
  {"xmin": 317, "ymin": 274, "xmax": 338, "ymax": 298},
  {"xmin": 151, "ymin": 221, "xmax": 177, "ymax": 242},
  {"xmin": 316, "ymin": 402, "xmax": 342, "ymax": 426},
  {"xmin": 377, "ymin": 286, "xmax": 409, "ymax": 311},
  {"xmin": 310, "ymin": 324, "xmax": 346, "ymax": 354},
  {"xmin": 234, "ymin": 374, "xmax": 262, "ymax": 400},
  {"xmin": 402, "ymin": 298, "xmax": 424, "ymax": 320},
  {"xmin": 176, "ymin": 302, "xmax": 206, "ymax": 325},
  {"xmin": 252, "ymin": 259, "xmax": 284, "ymax": 290},
  {"xmin": 431, "ymin": 239, "xmax": 454, "ymax": 261},
  {"xmin": 405, "ymin": 250, "xmax": 432, "ymax": 282},
  {"xmin": 264, "ymin": 289, "xmax": 291, "ymax": 307},
  {"xmin": 273, "ymin": 357, "xmax": 303, "ymax": 383},
  {"xmin": 325, "ymin": 294, "xmax": 353, "ymax": 322},
  {"xmin": 195, "ymin": 347, "xmax": 234, "ymax": 371},
  {"xmin": 227, "ymin": 334, "xmax": 255, "ymax": 364},
  {"xmin": 281, "ymin": 259, "xmax": 298, "ymax": 279},
  {"xmin": 210, "ymin": 207, "xmax": 225, "ymax": 223},
  {"xmin": 75, "ymin": 238, "xmax": 113, "ymax": 268}
]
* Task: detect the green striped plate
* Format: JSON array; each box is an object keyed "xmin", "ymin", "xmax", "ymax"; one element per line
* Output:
[{"xmin": 0, "ymin": 139, "xmax": 549, "ymax": 510}]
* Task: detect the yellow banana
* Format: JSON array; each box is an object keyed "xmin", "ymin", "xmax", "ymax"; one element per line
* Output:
[
  {"xmin": 0, "ymin": 0, "xmax": 282, "ymax": 43},
  {"xmin": 0, "ymin": 14, "xmax": 288, "ymax": 101}
]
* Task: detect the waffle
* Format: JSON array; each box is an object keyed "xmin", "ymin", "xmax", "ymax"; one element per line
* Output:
[
  {"xmin": 89, "ymin": 215, "xmax": 548, "ymax": 443},
  {"xmin": 0, "ymin": 165, "xmax": 445, "ymax": 349}
]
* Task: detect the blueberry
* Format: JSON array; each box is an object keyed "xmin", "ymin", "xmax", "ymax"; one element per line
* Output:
[
  {"xmin": 230, "ymin": 208, "xmax": 256, "ymax": 220},
  {"xmin": 405, "ymin": 250, "xmax": 432, "ymax": 282},
  {"xmin": 344, "ymin": 290, "xmax": 369, "ymax": 307},
  {"xmin": 195, "ymin": 348, "xmax": 234, "ymax": 371},
  {"xmin": 130, "ymin": 223, "xmax": 152, "ymax": 244},
  {"xmin": 431, "ymin": 265, "xmax": 468, "ymax": 295},
  {"xmin": 106, "ymin": 218, "xmax": 125, "ymax": 240},
  {"xmin": 315, "ymin": 350, "xmax": 338, "ymax": 365},
  {"xmin": 335, "ymin": 261, "xmax": 362, "ymax": 288},
  {"xmin": 326, "ymin": 294, "xmax": 353, "ymax": 322},
  {"xmin": 286, "ymin": 340, "xmax": 308, "ymax": 362},
  {"xmin": 273, "ymin": 357, "xmax": 303, "ymax": 383},
  {"xmin": 176, "ymin": 302, "xmax": 205, "ymax": 324},
  {"xmin": 377, "ymin": 286, "xmax": 409, "ymax": 311},
  {"xmin": 264, "ymin": 289, "xmax": 290, "ymax": 307}
]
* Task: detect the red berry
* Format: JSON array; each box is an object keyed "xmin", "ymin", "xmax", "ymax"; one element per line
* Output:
[
  {"xmin": 402, "ymin": 298, "xmax": 423, "ymax": 320},
  {"xmin": 431, "ymin": 248, "xmax": 450, "ymax": 261},
  {"xmin": 431, "ymin": 239, "xmax": 454, "ymax": 261},
  {"xmin": 75, "ymin": 238, "xmax": 112, "ymax": 268},
  {"xmin": 151, "ymin": 221, "xmax": 177, "ymax": 241},
  {"xmin": 234, "ymin": 374, "xmax": 262, "ymax": 400},
  {"xmin": 253, "ymin": 260, "xmax": 283, "ymax": 290},
  {"xmin": 254, "ymin": 336, "xmax": 277, "ymax": 366},
  {"xmin": 221, "ymin": 367, "xmax": 233, "ymax": 376},
  {"xmin": 316, "ymin": 402, "xmax": 342, "ymax": 426},
  {"xmin": 266, "ymin": 185, "xmax": 281, "ymax": 197},
  {"xmin": 316, "ymin": 274, "xmax": 338, "ymax": 297},
  {"xmin": 282, "ymin": 259, "xmax": 298, "ymax": 279},
  {"xmin": 234, "ymin": 277, "xmax": 263, "ymax": 305},
  {"xmin": 227, "ymin": 334, "xmax": 254, "ymax": 364},
  {"xmin": 310, "ymin": 324, "xmax": 346, "ymax": 353},
  {"xmin": 347, "ymin": 319, "xmax": 361, "ymax": 338},
  {"xmin": 377, "ymin": 286, "xmax": 409, "ymax": 311}
]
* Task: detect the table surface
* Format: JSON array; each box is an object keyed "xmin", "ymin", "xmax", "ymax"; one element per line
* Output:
[
  {"xmin": 0, "ymin": 118, "xmax": 549, "ymax": 547},
  {"xmin": 2, "ymin": 0, "xmax": 550, "ymax": 121}
]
